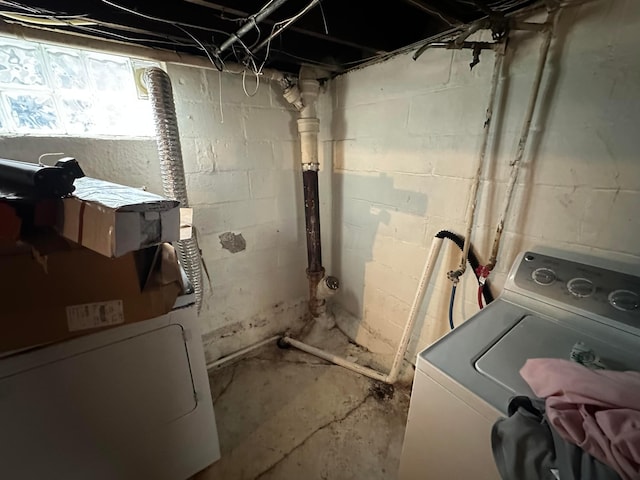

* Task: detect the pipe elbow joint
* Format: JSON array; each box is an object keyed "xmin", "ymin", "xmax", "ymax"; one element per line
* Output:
[{"xmin": 283, "ymin": 85, "xmax": 303, "ymax": 111}]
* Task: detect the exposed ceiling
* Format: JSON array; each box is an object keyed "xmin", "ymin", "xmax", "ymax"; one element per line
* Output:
[{"xmin": 0, "ymin": 0, "xmax": 539, "ymax": 74}]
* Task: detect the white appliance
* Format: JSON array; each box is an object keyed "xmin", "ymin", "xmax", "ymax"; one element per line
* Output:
[
  {"xmin": 0, "ymin": 298, "xmax": 220, "ymax": 480},
  {"xmin": 399, "ymin": 250, "xmax": 640, "ymax": 480}
]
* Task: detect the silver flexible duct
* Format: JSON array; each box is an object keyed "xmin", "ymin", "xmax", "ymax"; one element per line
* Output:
[{"xmin": 144, "ymin": 67, "xmax": 203, "ymax": 311}]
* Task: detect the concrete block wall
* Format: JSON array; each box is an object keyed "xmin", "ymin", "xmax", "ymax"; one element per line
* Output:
[
  {"xmin": 171, "ymin": 65, "xmax": 310, "ymax": 359},
  {"xmin": 0, "ymin": 61, "xmax": 310, "ymax": 360},
  {"xmin": 326, "ymin": 0, "xmax": 640, "ymax": 362}
]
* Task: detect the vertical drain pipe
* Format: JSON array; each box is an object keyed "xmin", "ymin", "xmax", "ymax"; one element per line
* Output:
[
  {"xmin": 278, "ymin": 68, "xmax": 449, "ymax": 384},
  {"xmin": 292, "ymin": 68, "xmax": 340, "ymax": 319},
  {"xmin": 145, "ymin": 67, "xmax": 203, "ymax": 311},
  {"xmin": 280, "ymin": 67, "xmax": 449, "ymax": 383},
  {"xmin": 298, "ymin": 75, "xmax": 325, "ymax": 316}
]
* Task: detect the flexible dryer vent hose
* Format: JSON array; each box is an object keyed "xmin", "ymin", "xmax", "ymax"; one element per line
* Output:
[{"xmin": 145, "ymin": 67, "xmax": 203, "ymax": 311}]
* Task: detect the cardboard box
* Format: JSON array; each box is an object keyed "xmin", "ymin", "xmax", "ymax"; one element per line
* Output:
[
  {"xmin": 57, "ymin": 177, "xmax": 180, "ymax": 258},
  {"xmin": 180, "ymin": 207, "xmax": 193, "ymax": 240},
  {"xmin": 0, "ymin": 238, "xmax": 182, "ymax": 354}
]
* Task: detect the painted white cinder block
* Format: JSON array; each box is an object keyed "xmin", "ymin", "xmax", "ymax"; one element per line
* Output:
[
  {"xmin": 408, "ymin": 87, "xmax": 487, "ymax": 137},
  {"xmin": 333, "ymin": 136, "xmax": 435, "ymax": 175},
  {"xmin": 194, "ymin": 198, "xmax": 278, "ymax": 235},
  {"xmin": 335, "ymin": 49, "xmax": 453, "ymax": 108},
  {"xmin": 246, "ymin": 140, "xmax": 276, "ymax": 170},
  {"xmin": 203, "ymin": 68, "xmax": 274, "ymax": 108},
  {"xmin": 580, "ymin": 190, "xmax": 640, "ymax": 255},
  {"xmin": 244, "ymin": 107, "xmax": 297, "ymax": 141},
  {"xmin": 171, "ymin": 64, "xmax": 208, "ymax": 102},
  {"xmin": 249, "ymin": 169, "xmax": 277, "ymax": 199},
  {"xmin": 186, "ymin": 171, "xmax": 250, "ymax": 205},
  {"xmin": 210, "ymin": 139, "xmax": 249, "ymax": 172},
  {"xmin": 272, "ymin": 140, "xmax": 300, "ymax": 171},
  {"xmin": 329, "ymin": 0, "xmax": 640, "ymax": 360},
  {"xmin": 333, "ymin": 99, "xmax": 410, "ymax": 140}
]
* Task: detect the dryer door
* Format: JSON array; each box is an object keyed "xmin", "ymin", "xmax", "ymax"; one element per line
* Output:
[{"xmin": 0, "ymin": 323, "xmax": 196, "ymax": 480}]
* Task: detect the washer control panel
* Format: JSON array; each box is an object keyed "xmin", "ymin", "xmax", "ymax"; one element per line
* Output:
[{"xmin": 514, "ymin": 252, "xmax": 640, "ymax": 328}]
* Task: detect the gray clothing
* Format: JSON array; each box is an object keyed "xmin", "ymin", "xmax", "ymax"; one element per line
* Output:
[{"xmin": 492, "ymin": 396, "xmax": 621, "ymax": 480}]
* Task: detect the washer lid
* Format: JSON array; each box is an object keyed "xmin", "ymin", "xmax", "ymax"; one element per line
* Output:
[
  {"xmin": 419, "ymin": 298, "xmax": 640, "ymax": 414},
  {"xmin": 475, "ymin": 314, "xmax": 640, "ymax": 396}
]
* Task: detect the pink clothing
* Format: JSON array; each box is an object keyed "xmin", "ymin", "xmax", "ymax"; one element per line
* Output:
[{"xmin": 520, "ymin": 358, "xmax": 640, "ymax": 480}]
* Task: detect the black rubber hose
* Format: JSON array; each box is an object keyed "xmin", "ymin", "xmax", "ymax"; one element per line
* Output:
[
  {"xmin": 449, "ymin": 284, "xmax": 457, "ymax": 330},
  {"xmin": 435, "ymin": 230, "xmax": 495, "ymax": 304}
]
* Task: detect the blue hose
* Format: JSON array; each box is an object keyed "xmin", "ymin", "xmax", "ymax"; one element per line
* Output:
[{"xmin": 449, "ymin": 284, "xmax": 457, "ymax": 330}]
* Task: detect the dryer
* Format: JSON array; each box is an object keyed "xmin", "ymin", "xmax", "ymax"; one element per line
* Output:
[{"xmin": 0, "ymin": 299, "xmax": 220, "ymax": 480}]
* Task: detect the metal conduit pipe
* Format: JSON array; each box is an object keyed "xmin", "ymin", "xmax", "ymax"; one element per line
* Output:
[
  {"xmin": 145, "ymin": 67, "xmax": 203, "ymax": 311},
  {"xmin": 486, "ymin": 9, "xmax": 559, "ymax": 271},
  {"xmin": 450, "ymin": 49, "xmax": 504, "ymax": 281},
  {"xmin": 251, "ymin": 0, "xmax": 322, "ymax": 55},
  {"xmin": 214, "ymin": 0, "xmax": 291, "ymax": 57}
]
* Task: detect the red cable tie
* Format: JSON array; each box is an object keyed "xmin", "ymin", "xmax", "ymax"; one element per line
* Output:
[{"xmin": 475, "ymin": 265, "xmax": 491, "ymax": 281}]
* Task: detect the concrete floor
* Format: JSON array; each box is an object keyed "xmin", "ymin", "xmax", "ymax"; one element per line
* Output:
[{"xmin": 193, "ymin": 324, "xmax": 411, "ymax": 480}]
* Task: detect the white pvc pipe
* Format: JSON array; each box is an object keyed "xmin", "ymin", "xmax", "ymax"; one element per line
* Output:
[
  {"xmin": 280, "ymin": 337, "xmax": 388, "ymax": 382},
  {"xmin": 281, "ymin": 235, "xmax": 445, "ymax": 385},
  {"xmin": 455, "ymin": 52, "xmax": 504, "ymax": 276},
  {"xmin": 387, "ymin": 236, "xmax": 445, "ymax": 383},
  {"xmin": 487, "ymin": 11, "xmax": 558, "ymax": 269},
  {"xmin": 206, "ymin": 335, "xmax": 280, "ymax": 370}
]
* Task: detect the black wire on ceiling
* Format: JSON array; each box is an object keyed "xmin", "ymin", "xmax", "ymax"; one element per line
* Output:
[
  {"xmin": 455, "ymin": 0, "xmax": 535, "ymax": 10},
  {"xmin": 0, "ymin": 0, "xmax": 541, "ymax": 73},
  {"xmin": 100, "ymin": 0, "xmax": 231, "ymax": 37},
  {"xmin": 0, "ymin": 0, "xmax": 229, "ymax": 70},
  {"xmin": 0, "ymin": 0, "xmax": 199, "ymax": 44}
]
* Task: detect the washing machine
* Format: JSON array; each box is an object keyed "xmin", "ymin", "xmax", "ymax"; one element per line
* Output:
[
  {"xmin": 399, "ymin": 249, "xmax": 640, "ymax": 480},
  {"xmin": 0, "ymin": 294, "xmax": 220, "ymax": 480}
]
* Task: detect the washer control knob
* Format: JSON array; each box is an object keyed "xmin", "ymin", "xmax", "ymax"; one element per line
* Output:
[
  {"xmin": 532, "ymin": 268, "xmax": 556, "ymax": 286},
  {"xmin": 567, "ymin": 278, "xmax": 595, "ymax": 298},
  {"xmin": 608, "ymin": 290, "xmax": 640, "ymax": 311}
]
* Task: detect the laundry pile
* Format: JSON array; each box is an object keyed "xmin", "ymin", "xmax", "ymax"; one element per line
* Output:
[{"xmin": 492, "ymin": 358, "xmax": 640, "ymax": 480}]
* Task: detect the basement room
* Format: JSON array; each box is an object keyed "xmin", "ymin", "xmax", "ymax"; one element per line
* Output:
[{"xmin": 0, "ymin": 0, "xmax": 638, "ymax": 479}]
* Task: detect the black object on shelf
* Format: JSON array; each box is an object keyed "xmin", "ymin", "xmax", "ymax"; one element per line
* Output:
[{"xmin": 0, "ymin": 157, "xmax": 85, "ymax": 200}]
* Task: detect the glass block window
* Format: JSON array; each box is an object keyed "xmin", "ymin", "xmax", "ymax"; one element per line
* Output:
[{"xmin": 0, "ymin": 36, "xmax": 157, "ymax": 137}]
